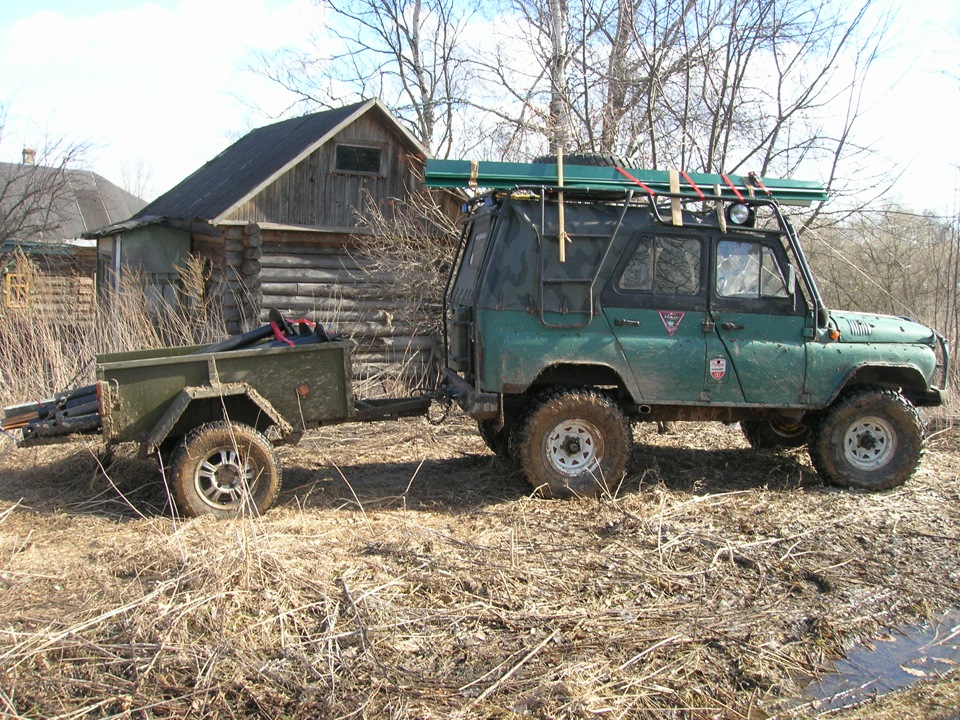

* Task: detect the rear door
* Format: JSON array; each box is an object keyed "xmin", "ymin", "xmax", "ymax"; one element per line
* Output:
[
  {"xmin": 707, "ymin": 237, "xmax": 809, "ymax": 405},
  {"xmin": 602, "ymin": 232, "xmax": 709, "ymax": 403}
]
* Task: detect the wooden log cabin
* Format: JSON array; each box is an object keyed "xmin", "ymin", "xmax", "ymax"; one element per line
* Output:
[
  {"xmin": 0, "ymin": 155, "xmax": 145, "ymax": 323},
  {"xmin": 85, "ymin": 100, "xmax": 459, "ymax": 390}
]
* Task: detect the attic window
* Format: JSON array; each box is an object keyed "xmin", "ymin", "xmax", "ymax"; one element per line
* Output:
[{"xmin": 335, "ymin": 144, "xmax": 382, "ymax": 175}]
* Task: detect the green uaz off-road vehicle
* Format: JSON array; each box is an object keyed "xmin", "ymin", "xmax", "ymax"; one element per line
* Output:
[{"xmin": 433, "ymin": 159, "xmax": 948, "ymax": 498}]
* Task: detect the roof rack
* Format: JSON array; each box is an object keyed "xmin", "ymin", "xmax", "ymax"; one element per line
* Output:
[{"xmin": 424, "ymin": 159, "xmax": 828, "ymax": 207}]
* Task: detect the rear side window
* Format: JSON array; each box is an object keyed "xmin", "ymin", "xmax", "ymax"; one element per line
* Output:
[{"xmin": 617, "ymin": 236, "xmax": 701, "ymax": 295}]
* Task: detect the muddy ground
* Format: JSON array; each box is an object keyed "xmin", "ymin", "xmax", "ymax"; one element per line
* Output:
[{"xmin": 0, "ymin": 413, "xmax": 958, "ymax": 718}]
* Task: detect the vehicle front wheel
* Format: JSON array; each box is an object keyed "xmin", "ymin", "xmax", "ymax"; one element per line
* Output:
[
  {"xmin": 741, "ymin": 419, "xmax": 809, "ymax": 449},
  {"xmin": 513, "ymin": 388, "xmax": 631, "ymax": 498},
  {"xmin": 809, "ymin": 387, "xmax": 923, "ymax": 491},
  {"xmin": 171, "ymin": 421, "xmax": 281, "ymax": 518}
]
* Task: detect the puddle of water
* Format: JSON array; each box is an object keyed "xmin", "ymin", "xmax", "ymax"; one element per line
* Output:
[{"xmin": 794, "ymin": 607, "xmax": 960, "ymax": 712}]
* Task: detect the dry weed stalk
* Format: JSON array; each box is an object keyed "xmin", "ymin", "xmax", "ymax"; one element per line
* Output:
[{"xmin": 0, "ymin": 254, "xmax": 227, "ymax": 407}]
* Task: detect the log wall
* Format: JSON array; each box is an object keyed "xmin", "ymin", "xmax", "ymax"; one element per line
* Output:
[
  {"xmin": 259, "ymin": 227, "xmax": 438, "ymax": 391},
  {"xmin": 203, "ymin": 224, "xmax": 439, "ymax": 392},
  {"xmin": 2, "ymin": 248, "xmax": 97, "ymax": 322}
]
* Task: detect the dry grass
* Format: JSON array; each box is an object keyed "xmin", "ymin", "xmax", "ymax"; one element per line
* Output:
[
  {"xmin": 0, "ymin": 253, "xmax": 227, "ymax": 408},
  {"xmin": 0, "ymin": 417, "xmax": 958, "ymax": 718}
]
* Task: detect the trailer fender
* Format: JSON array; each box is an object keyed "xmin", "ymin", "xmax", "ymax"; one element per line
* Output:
[{"xmin": 144, "ymin": 382, "xmax": 293, "ymax": 454}]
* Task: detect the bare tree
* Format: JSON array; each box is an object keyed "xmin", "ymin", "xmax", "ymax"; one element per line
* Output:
[
  {"xmin": 120, "ymin": 158, "xmax": 155, "ymax": 202},
  {"xmin": 256, "ymin": 0, "xmax": 475, "ymax": 157},
  {"xmin": 482, "ymin": 0, "xmax": 891, "ymax": 202},
  {"xmin": 0, "ymin": 103, "xmax": 90, "ymax": 244}
]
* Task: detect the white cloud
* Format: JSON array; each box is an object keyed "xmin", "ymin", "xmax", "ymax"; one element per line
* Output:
[{"xmin": 0, "ymin": 0, "xmax": 323, "ymax": 201}]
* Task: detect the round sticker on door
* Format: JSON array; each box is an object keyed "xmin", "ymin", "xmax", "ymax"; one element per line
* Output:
[{"xmin": 710, "ymin": 357, "xmax": 727, "ymax": 381}]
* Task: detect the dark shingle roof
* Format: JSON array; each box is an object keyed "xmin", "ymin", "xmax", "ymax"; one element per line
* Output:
[{"xmin": 131, "ymin": 99, "xmax": 423, "ymax": 225}]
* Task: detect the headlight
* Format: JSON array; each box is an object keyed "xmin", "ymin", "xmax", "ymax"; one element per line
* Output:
[{"xmin": 726, "ymin": 203, "xmax": 753, "ymax": 225}]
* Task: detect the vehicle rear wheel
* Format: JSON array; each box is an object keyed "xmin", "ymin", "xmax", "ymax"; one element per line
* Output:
[
  {"xmin": 741, "ymin": 419, "xmax": 809, "ymax": 449},
  {"xmin": 478, "ymin": 419, "xmax": 513, "ymax": 461},
  {"xmin": 513, "ymin": 388, "xmax": 631, "ymax": 498},
  {"xmin": 809, "ymin": 387, "xmax": 923, "ymax": 491},
  {"xmin": 171, "ymin": 421, "xmax": 281, "ymax": 518}
]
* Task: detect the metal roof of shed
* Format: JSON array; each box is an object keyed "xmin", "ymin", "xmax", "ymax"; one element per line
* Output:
[
  {"xmin": 122, "ymin": 99, "xmax": 426, "ymax": 230},
  {"xmin": 0, "ymin": 163, "xmax": 146, "ymax": 242}
]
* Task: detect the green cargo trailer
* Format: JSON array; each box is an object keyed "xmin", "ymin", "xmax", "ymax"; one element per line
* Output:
[{"xmin": 3, "ymin": 336, "xmax": 433, "ymax": 518}]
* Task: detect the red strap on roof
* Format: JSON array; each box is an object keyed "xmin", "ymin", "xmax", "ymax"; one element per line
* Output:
[
  {"xmin": 748, "ymin": 172, "xmax": 773, "ymax": 197},
  {"xmin": 679, "ymin": 170, "xmax": 705, "ymax": 200},
  {"xmin": 616, "ymin": 167, "xmax": 657, "ymax": 198},
  {"xmin": 721, "ymin": 173, "xmax": 745, "ymax": 202}
]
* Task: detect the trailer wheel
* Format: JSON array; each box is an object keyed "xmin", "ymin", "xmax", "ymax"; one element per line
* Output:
[
  {"xmin": 808, "ymin": 387, "xmax": 923, "ymax": 491},
  {"xmin": 171, "ymin": 421, "xmax": 281, "ymax": 518},
  {"xmin": 741, "ymin": 419, "xmax": 809, "ymax": 449},
  {"xmin": 513, "ymin": 388, "xmax": 631, "ymax": 498}
]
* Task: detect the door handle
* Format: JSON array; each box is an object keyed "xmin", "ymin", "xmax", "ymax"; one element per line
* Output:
[
  {"xmin": 615, "ymin": 318, "xmax": 641, "ymax": 327},
  {"xmin": 721, "ymin": 321, "xmax": 744, "ymax": 330}
]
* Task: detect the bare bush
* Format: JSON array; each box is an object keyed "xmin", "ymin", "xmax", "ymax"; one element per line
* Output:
[{"xmin": 347, "ymin": 185, "xmax": 460, "ymax": 394}]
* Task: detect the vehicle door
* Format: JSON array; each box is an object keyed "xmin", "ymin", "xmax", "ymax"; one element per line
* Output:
[
  {"xmin": 602, "ymin": 232, "xmax": 709, "ymax": 403},
  {"xmin": 708, "ymin": 236, "xmax": 809, "ymax": 405}
]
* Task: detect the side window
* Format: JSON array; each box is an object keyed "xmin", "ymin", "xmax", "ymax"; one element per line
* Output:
[
  {"xmin": 617, "ymin": 236, "xmax": 700, "ymax": 295},
  {"xmin": 716, "ymin": 241, "xmax": 789, "ymax": 299}
]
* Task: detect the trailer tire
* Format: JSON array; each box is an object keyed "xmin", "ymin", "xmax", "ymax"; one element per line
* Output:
[
  {"xmin": 808, "ymin": 387, "xmax": 923, "ymax": 491},
  {"xmin": 171, "ymin": 421, "xmax": 281, "ymax": 518},
  {"xmin": 513, "ymin": 388, "xmax": 631, "ymax": 498}
]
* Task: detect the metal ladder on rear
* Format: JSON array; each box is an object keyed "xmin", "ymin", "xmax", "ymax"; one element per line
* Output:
[{"xmin": 537, "ymin": 190, "xmax": 634, "ymax": 329}]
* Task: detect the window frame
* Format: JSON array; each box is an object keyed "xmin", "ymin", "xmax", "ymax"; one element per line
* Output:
[
  {"xmin": 603, "ymin": 231, "xmax": 707, "ymax": 311},
  {"xmin": 4, "ymin": 272, "xmax": 30, "ymax": 308},
  {"xmin": 333, "ymin": 143, "xmax": 385, "ymax": 176},
  {"xmin": 711, "ymin": 235, "xmax": 804, "ymax": 315}
]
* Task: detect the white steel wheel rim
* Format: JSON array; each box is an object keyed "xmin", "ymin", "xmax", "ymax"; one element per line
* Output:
[
  {"xmin": 544, "ymin": 418, "xmax": 601, "ymax": 477},
  {"xmin": 842, "ymin": 416, "xmax": 896, "ymax": 470},
  {"xmin": 195, "ymin": 448, "xmax": 254, "ymax": 509}
]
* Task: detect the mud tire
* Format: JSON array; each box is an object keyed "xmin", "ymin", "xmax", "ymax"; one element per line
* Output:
[
  {"xmin": 741, "ymin": 419, "xmax": 809, "ymax": 449},
  {"xmin": 513, "ymin": 388, "xmax": 631, "ymax": 498},
  {"xmin": 171, "ymin": 421, "xmax": 281, "ymax": 518},
  {"xmin": 532, "ymin": 152, "xmax": 634, "ymax": 168},
  {"xmin": 809, "ymin": 387, "xmax": 923, "ymax": 491}
]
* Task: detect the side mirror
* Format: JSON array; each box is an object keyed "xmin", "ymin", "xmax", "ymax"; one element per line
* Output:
[
  {"xmin": 786, "ymin": 266, "xmax": 796, "ymax": 296},
  {"xmin": 817, "ymin": 307, "xmax": 831, "ymax": 328}
]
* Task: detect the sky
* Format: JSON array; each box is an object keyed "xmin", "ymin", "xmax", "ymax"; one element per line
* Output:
[
  {"xmin": 0, "ymin": 0, "xmax": 322, "ymax": 201},
  {"xmin": 0, "ymin": 0, "xmax": 957, "ymax": 215}
]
